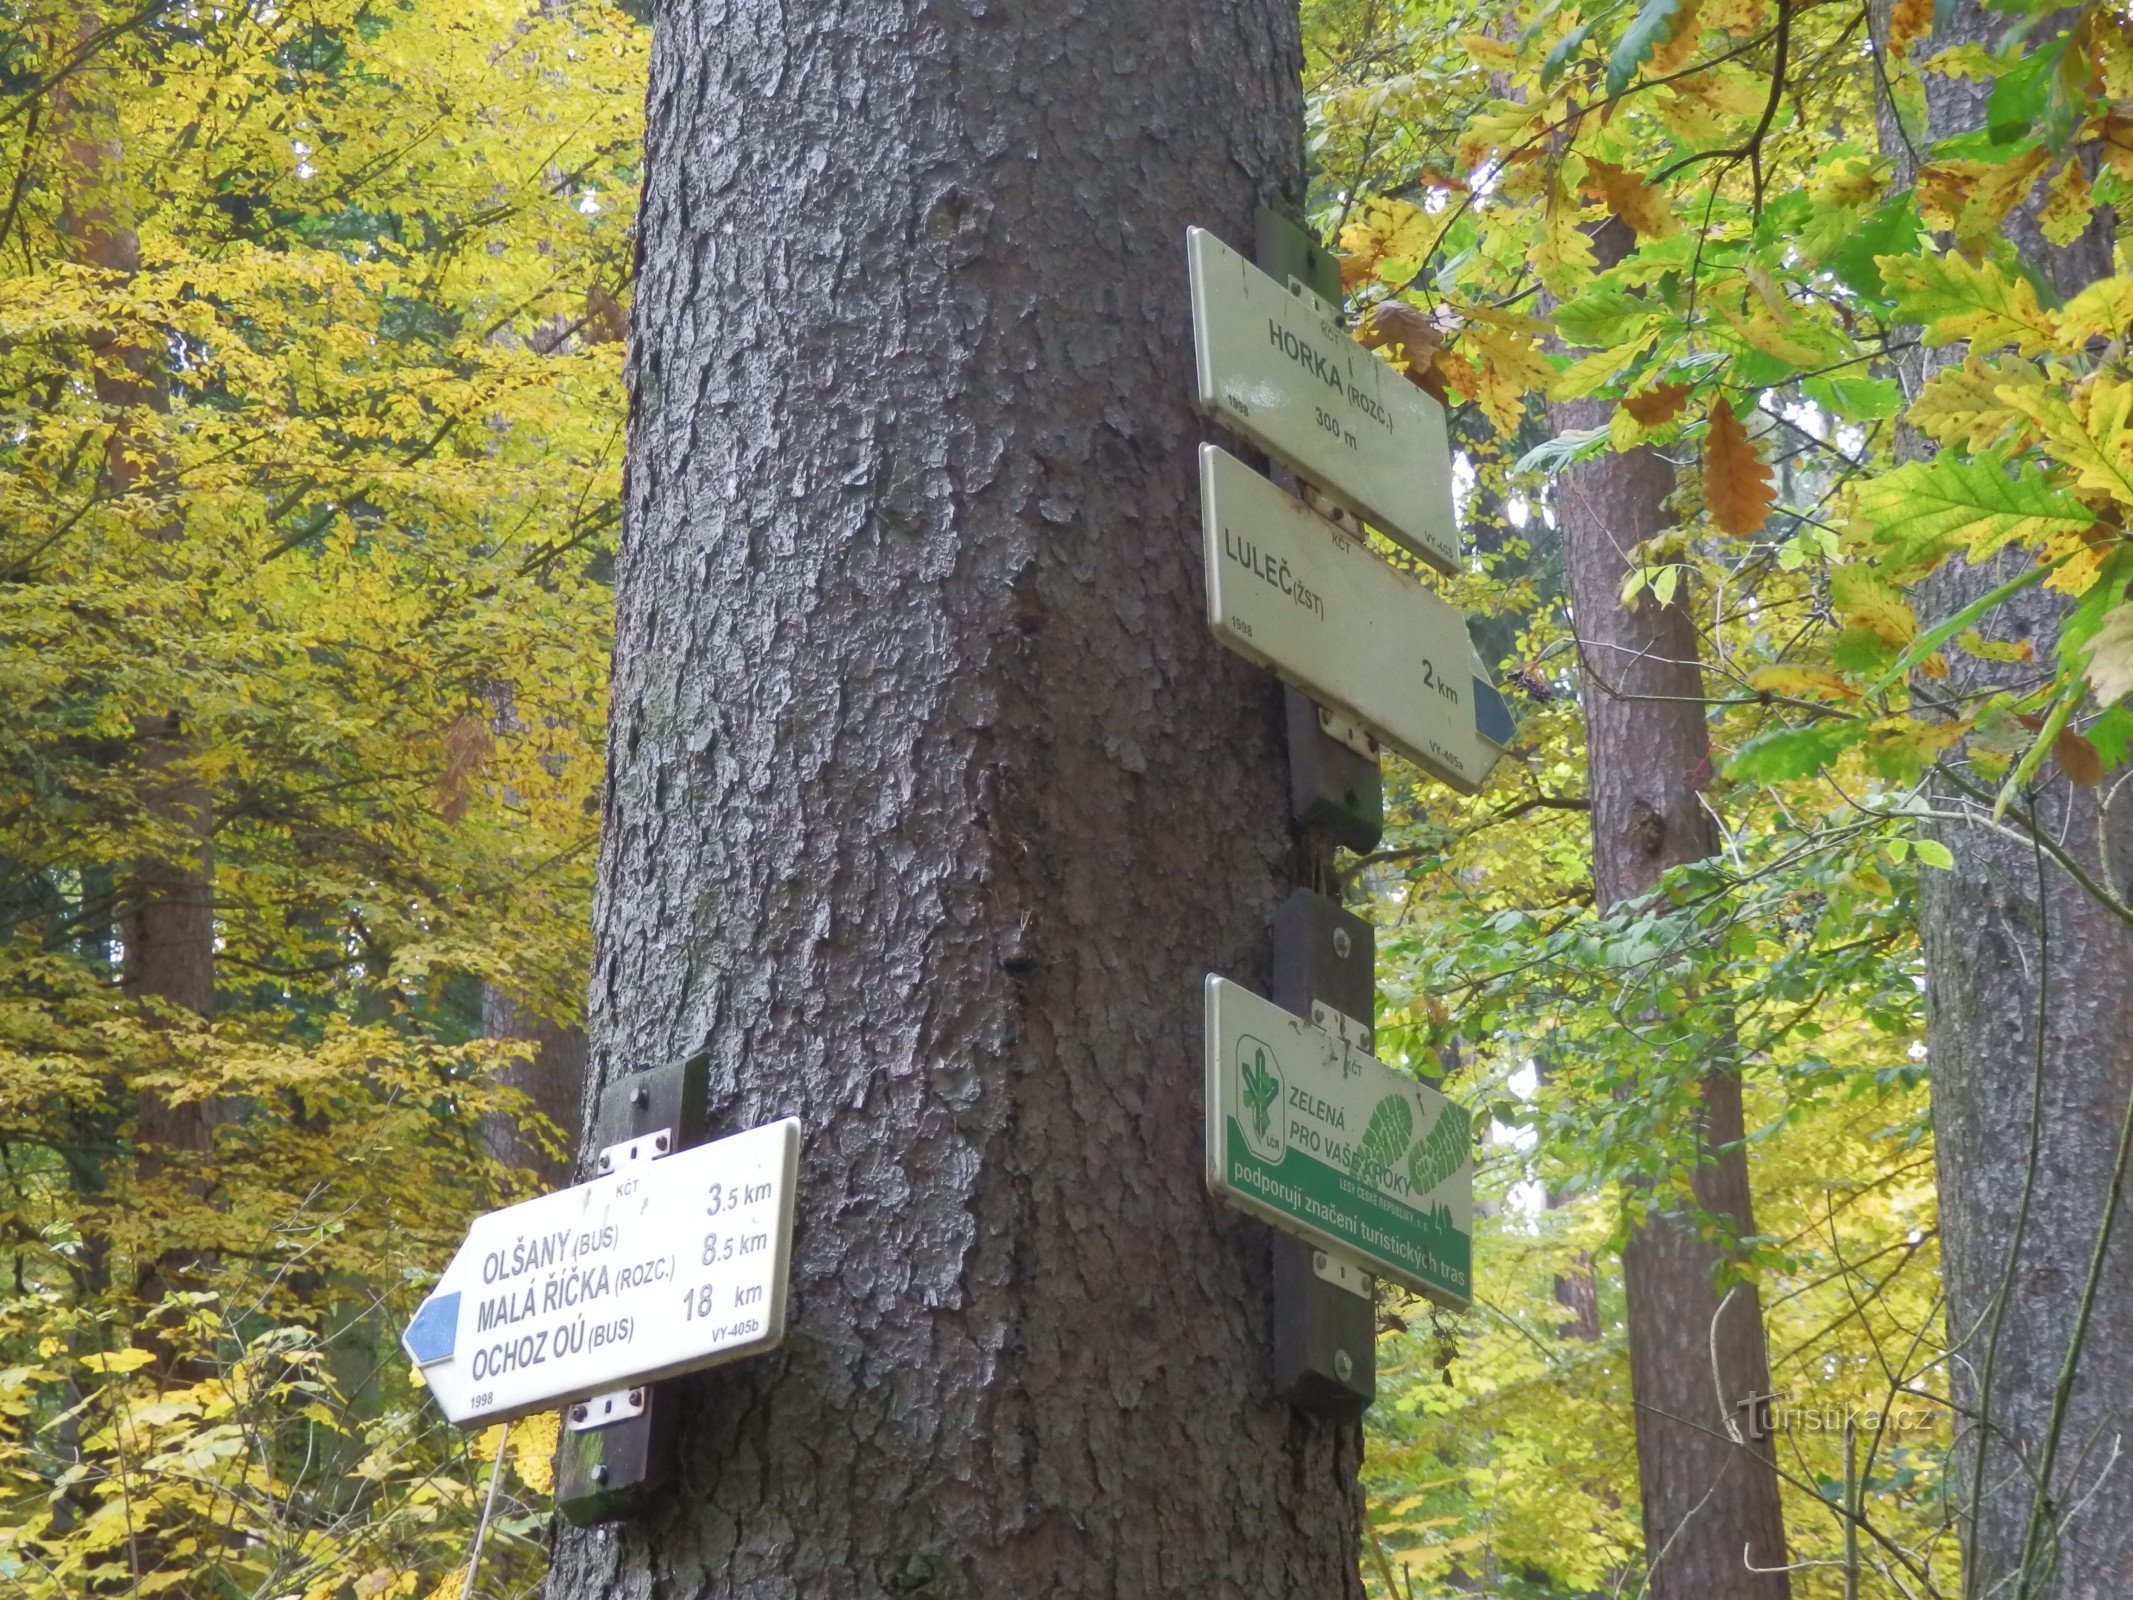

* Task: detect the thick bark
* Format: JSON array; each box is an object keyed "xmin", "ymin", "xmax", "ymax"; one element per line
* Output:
[
  {"xmin": 1871, "ymin": 9, "xmax": 2133, "ymax": 1593},
  {"xmin": 1555, "ymin": 240, "xmax": 1791, "ymax": 1598},
  {"xmin": 548, "ymin": 4, "xmax": 1359, "ymax": 1596},
  {"xmin": 480, "ymin": 986, "xmax": 586, "ymax": 1191}
]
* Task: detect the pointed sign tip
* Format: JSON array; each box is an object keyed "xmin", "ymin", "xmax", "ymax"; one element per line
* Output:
[{"xmin": 403, "ymin": 1291, "xmax": 460, "ymax": 1367}]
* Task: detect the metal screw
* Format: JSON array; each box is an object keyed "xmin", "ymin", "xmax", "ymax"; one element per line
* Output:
[
  {"xmin": 598, "ymin": 1153, "xmax": 612, "ymax": 1171},
  {"xmin": 1313, "ymin": 1251, "xmax": 1328, "ymax": 1272},
  {"xmin": 1333, "ymin": 1349, "xmax": 1355, "ymax": 1383},
  {"xmin": 571, "ymin": 1404, "xmax": 587, "ymax": 1422},
  {"xmin": 630, "ymin": 1085, "xmax": 649, "ymax": 1108},
  {"xmin": 591, "ymin": 1464, "xmax": 609, "ymax": 1485},
  {"xmin": 628, "ymin": 1389, "xmax": 643, "ymax": 1407},
  {"xmin": 1332, "ymin": 927, "xmax": 1353, "ymax": 961},
  {"xmin": 654, "ymin": 1132, "xmax": 669, "ymax": 1152}
]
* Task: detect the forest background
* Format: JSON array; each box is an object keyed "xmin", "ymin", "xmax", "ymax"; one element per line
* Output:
[{"xmin": 1, "ymin": 0, "xmax": 2127, "ymax": 1594}]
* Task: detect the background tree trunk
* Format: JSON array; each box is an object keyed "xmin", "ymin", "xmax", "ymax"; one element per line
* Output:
[
  {"xmin": 52, "ymin": 12, "xmax": 219, "ymax": 1319},
  {"xmin": 546, "ymin": 3, "xmax": 1363, "ymax": 1595},
  {"xmin": 481, "ymin": 986, "xmax": 585, "ymax": 1192},
  {"xmin": 1554, "ymin": 228, "xmax": 1791, "ymax": 1597},
  {"xmin": 1873, "ymin": 7, "xmax": 2133, "ymax": 1592}
]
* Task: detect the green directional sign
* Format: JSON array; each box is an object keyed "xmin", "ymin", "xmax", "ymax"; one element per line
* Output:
[{"xmin": 1204, "ymin": 975, "xmax": 1472, "ymax": 1308}]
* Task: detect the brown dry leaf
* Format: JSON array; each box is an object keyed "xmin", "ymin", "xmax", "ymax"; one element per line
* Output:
[
  {"xmin": 1622, "ymin": 382, "xmax": 1694, "ymax": 425},
  {"xmin": 1582, "ymin": 158, "xmax": 1679, "ymax": 239},
  {"xmin": 1704, "ymin": 0, "xmax": 1767, "ymax": 37},
  {"xmin": 1888, "ymin": 0, "xmax": 1934, "ymax": 58},
  {"xmin": 437, "ymin": 713, "xmax": 493, "ymax": 822},
  {"xmin": 1362, "ymin": 300, "xmax": 1443, "ymax": 363},
  {"xmin": 1648, "ymin": 0, "xmax": 1705, "ymax": 73},
  {"xmin": 1703, "ymin": 401, "xmax": 1774, "ymax": 536},
  {"xmin": 2055, "ymin": 727, "xmax": 2105, "ymax": 785},
  {"xmin": 2101, "ymin": 113, "xmax": 2133, "ymax": 181},
  {"xmin": 1919, "ymin": 151, "xmax": 2050, "ymax": 253},
  {"xmin": 584, "ymin": 282, "xmax": 629, "ymax": 345},
  {"xmin": 1360, "ymin": 300, "xmax": 1449, "ymax": 405}
]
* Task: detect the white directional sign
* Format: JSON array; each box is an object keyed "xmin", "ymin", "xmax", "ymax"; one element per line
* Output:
[
  {"xmin": 1205, "ymin": 976, "xmax": 1471, "ymax": 1308},
  {"xmin": 1188, "ymin": 226, "xmax": 1458, "ymax": 574},
  {"xmin": 402, "ymin": 1118, "xmax": 799, "ymax": 1428},
  {"xmin": 1201, "ymin": 444, "xmax": 1501, "ymax": 794}
]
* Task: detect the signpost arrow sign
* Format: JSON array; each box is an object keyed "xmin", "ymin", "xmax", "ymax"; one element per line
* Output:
[
  {"xmin": 403, "ymin": 1117, "xmax": 799, "ymax": 1428},
  {"xmin": 1205, "ymin": 975, "xmax": 1472, "ymax": 1309},
  {"xmin": 1200, "ymin": 444, "xmax": 1504, "ymax": 794},
  {"xmin": 1188, "ymin": 226, "xmax": 1458, "ymax": 574}
]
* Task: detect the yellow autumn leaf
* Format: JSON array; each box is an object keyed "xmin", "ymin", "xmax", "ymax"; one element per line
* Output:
[
  {"xmin": 1534, "ymin": 184, "xmax": 1600, "ymax": 295},
  {"xmin": 1909, "ymin": 356, "xmax": 2043, "ymax": 453},
  {"xmin": 1674, "ymin": 66, "xmax": 1768, "ymax": 117},
  {"xmin": 1458, "ymin": 101, "xmax": 1544, "ymax": 167},
  {"xmin": 82, "ymin": 1348, "xmax": 156, "ymax": 1375},
  {"xmin": 1703, "ymin": 0, "xmax": 1766, "ymax": 33},
  {"xmin": 1809, "ymin": 156, "xmax": 1887, "ymax": 210},
  {"xmin": 1551, "ymin": 334, "xmax": 1656, "ymax": 400},
  {"xmin": 1454, "ymin": 31, "xmax": 1523, "ymax": 69},
  {"xmin": 1994, "ymin": 374, "xmax": 2133, "ymax": 506},
  {"xmin": 2058, "ymin": 275, "xmax": 2133, "ymax": 345},
  {"xmin": 1956, "ymin": 628, "xmax": 2034, "ymax": 664},
  {"xmin": 1338, "ymin": 198, "xmax": 1435, "ymax": 285},
  {"xmin": 1719, "ymin": 303, "xmax": 1829, "ymax": 369},
  {"xmin": 1879, "ymin": 252, "xmax": 2058, "ymax": 355},
  {"xmin": 511, "ymin": 1408, "xmax": 561, "ymax": 1495},
  {"xmin": 2039, "ymin": 159, "xmax": 2096, "ymax": 247},
  {"xmin": 1750, "ymin": 666, "xmax": 1860, "ymax": 701},
  {"xmin": 1831, "ymin": 567, "xmax": 1918, "ymax": 647}
]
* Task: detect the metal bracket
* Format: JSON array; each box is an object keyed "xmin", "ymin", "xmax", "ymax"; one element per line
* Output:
[
  {"xmin": 1310, "ymin": 1001, "xmax": 1373, "ymax": 1059},
  {"xmin": 566, "ymin": 1387, "xmax": 648, "ymax": 1432},
  {"xmin": 554, "ymin": 1051, "xmax": 712, "ymax": 1526},
  {"xmin": 1269, "ymin": 888, "xmax": 1378, "ymax": 1419},
  {"xmin": 1316, "ymin": 705, "xmax": 1379, "ymax": 762},
  {"xmin": 1254, "ymin": 205, "xmax": 1342, "ymax": 318},
  {"xmin": 596, "ymin": 1128, "xmax": 674, "ymax": 1174},
  {"xmin": 1312, "ymin": 1247, "xmax": 1374, "ymax": 1301},
  {"xmin": 1284, "ymin": 688, "xmax": 1382, "ymax": 855}
]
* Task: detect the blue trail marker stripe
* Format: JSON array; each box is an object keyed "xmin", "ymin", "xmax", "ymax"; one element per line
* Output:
[
  {"xmin": 1472, "ymin": 677, "xmax": 1516, "ymax": 750},
  {"xmin": 403, "ymin": 1291, "xmax": 460, "ymax": 1367}
]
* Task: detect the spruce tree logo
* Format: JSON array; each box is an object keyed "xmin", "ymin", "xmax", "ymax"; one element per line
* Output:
[{"xmin": 1235, "ymin": 1036, "xmax": 1285, "ymax": 1163}]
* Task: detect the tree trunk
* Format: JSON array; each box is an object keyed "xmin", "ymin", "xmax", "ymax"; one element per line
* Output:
[
  {"xmin": 1554, "ymin": 230, "xmax": 1791, "ymax": 1597},
  {"xmin": 1873, "ymin": 9, "xmax": 2133, "ymax": 1593},
  {"xmin": 547, "ymin": 4, "xmax": 1359, "ymax": 1596},
  {"xmin": 53, "ymin": 20, "xmax": 214, "ymax": 1036},
  {"xmin": 51, "ymin": 12, "xmax": 219, "ymax": 1306},
  {"xmin": 481, "ymin": 985, "xmax": 586, "ymax": 1192}
]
